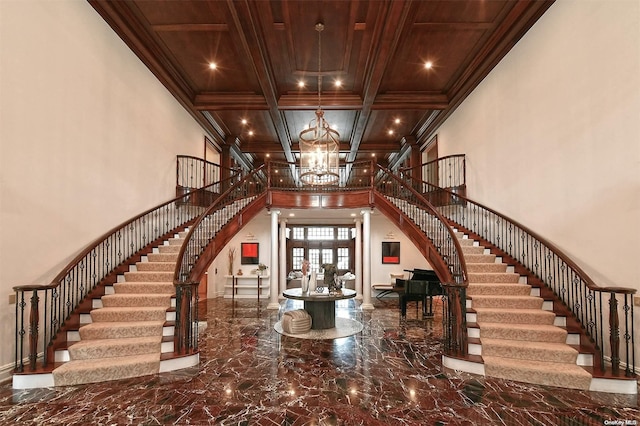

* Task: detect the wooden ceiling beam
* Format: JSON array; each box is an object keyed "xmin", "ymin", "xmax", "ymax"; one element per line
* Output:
[
  {"xmin": 347, "ymin": 0, "xmax": 412, "ymax": 163},
  {"xmin": 227, "ymin": 1, "xmax": 296, "ymax": 164},
  {"xmin": 194, "ymin": 93, "xmax": 269, "ymax": 110}
]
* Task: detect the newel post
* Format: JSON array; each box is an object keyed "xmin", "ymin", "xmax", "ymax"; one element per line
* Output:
[
  {"xmin": 28, "ymin": 290, "xmax": 40, "ymax": 371},
  {"xmin": 608, "ymin": 292, "xmax": 620, "ymax": 375}
]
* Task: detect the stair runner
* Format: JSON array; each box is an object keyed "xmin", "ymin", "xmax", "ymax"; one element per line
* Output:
[
  {"xmin": 51, "ymin": 232, "xmax": 188, "ymax": 386},
  {"xmin": 458, "ymin": 232, "xmax": 593, "ymax": 390}
]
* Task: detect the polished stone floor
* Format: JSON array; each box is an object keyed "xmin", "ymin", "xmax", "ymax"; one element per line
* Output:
[{"xmin": 1, "ymin": 297, "xmax": 638, "ymax": 425}]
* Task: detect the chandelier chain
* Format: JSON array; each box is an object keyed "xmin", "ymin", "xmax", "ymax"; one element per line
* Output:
[{"xmin": 316, "ymin": 22, "xmax": 324, "ymax": 109}]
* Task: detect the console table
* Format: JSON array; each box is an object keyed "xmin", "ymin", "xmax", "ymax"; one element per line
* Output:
[{"xmin": 224, "ymin": 275, "xmax": 269, "ymax": 300}]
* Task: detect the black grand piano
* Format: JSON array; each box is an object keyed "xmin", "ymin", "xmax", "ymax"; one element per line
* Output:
[{"xmin": 395, "ymin": 269, "xmax": 443, "ymax": 319}]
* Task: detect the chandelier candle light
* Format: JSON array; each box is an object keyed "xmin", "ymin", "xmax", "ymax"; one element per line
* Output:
[{"xmin": 299, "ymin": 23, "xmax": 340, "ymax": 186}]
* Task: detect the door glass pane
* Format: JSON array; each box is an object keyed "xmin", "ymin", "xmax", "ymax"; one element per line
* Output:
[
  {"xmin": 337, "ymin": 247, "xmax": 349, "ymax": 270},
  {"xmin": 292, "ymin": 247, "xmax": 305, "ymax": 270},
  {"xmin": 321, "ymin": 249, "xmax": 333, "ymax": 267},
  {"xmin": 308, "ymin": 249, "xmax": 320, "ymax": 273}
]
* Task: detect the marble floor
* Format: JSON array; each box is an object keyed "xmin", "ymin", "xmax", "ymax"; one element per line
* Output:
[{"xmin": 1, "ymin": 297, "xmax": 638, "ymax": 425}]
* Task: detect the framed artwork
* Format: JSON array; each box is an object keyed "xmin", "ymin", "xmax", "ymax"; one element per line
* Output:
[
  {"xmin": 241, "ymin": 242, "xmax": 259, "ymax": 264},
  {"xmin": 382, "ymin": 242, "xmax": 400, "ymax": 264}
]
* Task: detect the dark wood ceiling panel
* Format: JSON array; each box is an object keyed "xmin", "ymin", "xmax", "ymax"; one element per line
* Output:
[
  {"xmin": 362, "ymin": 110, "xmax": 431, "ymax": 143},
  {"xmin": 379, "ymin": 26, "xmax": 490, "ymax": 93},
  {"xmin": 212, "ymin": 110, "xmax": 277, "ymax": 142},
  {"xmin": 155, "ymin": 31, "xmax": 261, "ymax": 93},
  {"xmin": 412, "ymin": 0, "xmax": 508, "ymax": 23},
  {"xmin": 89, "ymin": 0, "xmax": 554, "ymax": 166},
  {"xmin": 133, "ymin": 0, "xmax": 227, "ymax": 25}
]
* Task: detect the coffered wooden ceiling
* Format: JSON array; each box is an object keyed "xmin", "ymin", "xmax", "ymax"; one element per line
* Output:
[{"xmin": 89, "ymin": 0, "xmax": 553, "ymax": 167}]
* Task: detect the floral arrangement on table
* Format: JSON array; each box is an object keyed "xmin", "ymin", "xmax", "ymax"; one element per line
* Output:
[{"xmin": 254, "ymin": 263, "xmax": 268, "ymax": 275}]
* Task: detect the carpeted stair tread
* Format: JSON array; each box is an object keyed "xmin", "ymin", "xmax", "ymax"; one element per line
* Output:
[
  {"xmin": 461, "ymin": 246, "xmax": 486, "ymax": 255},
  {"xmin": 478, "ymin": 322, "xmax": 567, "ymax": 343},
  {"xmin": 468, "ymin": 272, "xmax": 520, "ymax": 283},
  {"xmin": 481, "ymin": 338, "xmax": 578, "ymax": 363},
  {"xmin": 458, "ymin": 239, "xmax": 477, "ymax": 246},
  {"xmin": 124, "ymin": 271, "xmax": 174, "ymax": 282},
  {"xmin": 466, "ymin": 263, "xmax": 508, "ymax": 273},
  {"xmin": 467, "ymin": 283, "xmax": 532, "ymax": 296},
  {"xmin": 79, "ymin": 320, "xmax": 164, "ymax": 340},
  {"xmin": 483, "ymin": 355, "xmax": 592, "ymax": 390},
  {"xmin": 167, "ymin": 238, "xmax": 184, "ymax": 246},
  {"xmin": 68, "ymin": 336, "xmax": 162, "ymax": 360},
  {"xmin": 464, "ymin": 254, "xmax": 497, "ymax": 264},
  {"xmin": 470, "ymin": 295, "xmax": 543, "ymax": 309},
  {"xmin": 158, "ymin": 245, "xmax": 181, "ymax": 253},
  {"xmin": 112, "ymin": 282, "xmax": 175, "ymax": 294},
  {"xmin": 90, "ymin": 307, "xmax": 168, "ymax": 322},
  {"xmin": 147, "ymin": 253, "xmax": 179, "ymax": 262},
  {"xmin": 475, "ymin": 308, "xmax": 556, "ymax": 324},
  {"xmin": 52, "ymin": 353, "xmax": 160, "ymax": 386},
  {"xmin": 101, "ymin": 293, "xmax": 172, "ymax": 307},
  {"xmin": 135, "ymin": 262, "xmax": 176, "ymax": 271}
]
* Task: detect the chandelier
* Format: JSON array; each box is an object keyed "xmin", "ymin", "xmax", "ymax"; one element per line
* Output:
[{"xmin": 299, "ymin": 23, "xmax": 340, "ymax": 186}]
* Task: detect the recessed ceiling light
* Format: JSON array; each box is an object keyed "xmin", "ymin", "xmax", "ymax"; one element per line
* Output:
[
  {"xmin": 298, "ymin": 80, "xmax": 305, "ymax": 88},
  {"xmin": 209, "ymin": 62, "xmax": 217, "ymax": 70},
  {"xmin": 266, "ymin": 153, "xmax": 270, "ymax": 157},
  {"xmin": 241, "ymin": 119, "xmax": 248, "ymax": 125},
  {"xmin": 334, "ymin": 79, "xmax": 342, "ymax": 87},
  {"xmin": 248, "ymin": 130, "xmax": 254, "ymax": 136},
  {"xmin": 289, "ymin": 213, "xmax": 295, "ymax": 217},
  {"xmin": 371, "ymin": 153, "xmax": 376, "ymax": 157},
  {"xmin": 394, "ymin": 118, "xmax": 401, "ymax": 124},
  {"xmin": 388, "ymin": 130, "xmax": 394, "ymax": 135},
  {"xmin": 424, "ymin": 61, "xmax": 433, "ymax": 69}
]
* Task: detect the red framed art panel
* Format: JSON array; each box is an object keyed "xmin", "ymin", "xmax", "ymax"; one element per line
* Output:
[
  {"xmin": 241, "ymin": 242, "xmax": 259, "ymax": 264},
  {"xmin": 382, "ymin": 242, "xmax": 400, "ymax": 264}
]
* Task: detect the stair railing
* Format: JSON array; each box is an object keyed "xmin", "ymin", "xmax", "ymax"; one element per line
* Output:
[
  {"xmin": 400, "ymin": 154, "xmax": 466, "ymax": 197},
  {"xmin": 173, "ymin": 165, "xmax": 267, "ymax": 354},
  {"xmin": 403, "ymin": 175, "xmax": 637, "ymax": 378},
  {"xmin": 176, "ymin": 155, "xmax": 242, "ymax": 206},
  {"xmin": 372, "ymin": 164, "xmax": 469, "ymax": 356},
  {"xmin": 12, "ymin": 176, "xmax": 241, "ymax": 374}
]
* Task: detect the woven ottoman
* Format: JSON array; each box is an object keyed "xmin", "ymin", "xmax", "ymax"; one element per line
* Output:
[{"xmin": 281, "ymin": 309, "xmax": 312, "ymax": 334}]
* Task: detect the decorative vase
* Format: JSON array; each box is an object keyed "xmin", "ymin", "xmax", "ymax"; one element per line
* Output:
[
  {"xmin": 301, "ymin": 275, "xmax": 309, "ymax": 294},
  {"xmin": 309, "ymin": 271, "xmax": 317, "ymax": 293}
]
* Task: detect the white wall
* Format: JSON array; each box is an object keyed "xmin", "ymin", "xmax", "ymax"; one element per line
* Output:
[
  {"xmin": 207, "ymin": 213, "xmax": 272, "ymax": 297},
  {"xmin": 436, "ymin": 0, "xmax": 639, "ymax": 294},
  {"xmin": 0, "ymin": 1, "xmax": 205, "ymax": 374},
  {"xmin": 369, "ymin": 213, "xmax": 432, "ymax": 285}
]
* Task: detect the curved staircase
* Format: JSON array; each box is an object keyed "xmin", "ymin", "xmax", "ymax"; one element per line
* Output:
[
  {"xmin": 383, "ymin": 193, "xmax": 635, "ymax": 394},
  {"xmin": 457, "ymin": 233, "xmax": 593, "ymax": 390},
  {"xmin": 16, "ymin": 231, "xmax": 199, "ymax": 389}
]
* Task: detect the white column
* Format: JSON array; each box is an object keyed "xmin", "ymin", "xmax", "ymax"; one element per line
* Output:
[
  {"xmin": 354, "ymin": 217, "xmax": 363, "ymax": 300},
  {"xmin": 279, "ymin": 217, "xmax": 287, "ymax": 296},
  {"xmin": 361, "ymin": 209, "xmax": 374, "ymax": 310},
  {"xmin": 268, "ymin": 210, "xmax": 281, "ymax": 310}
]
